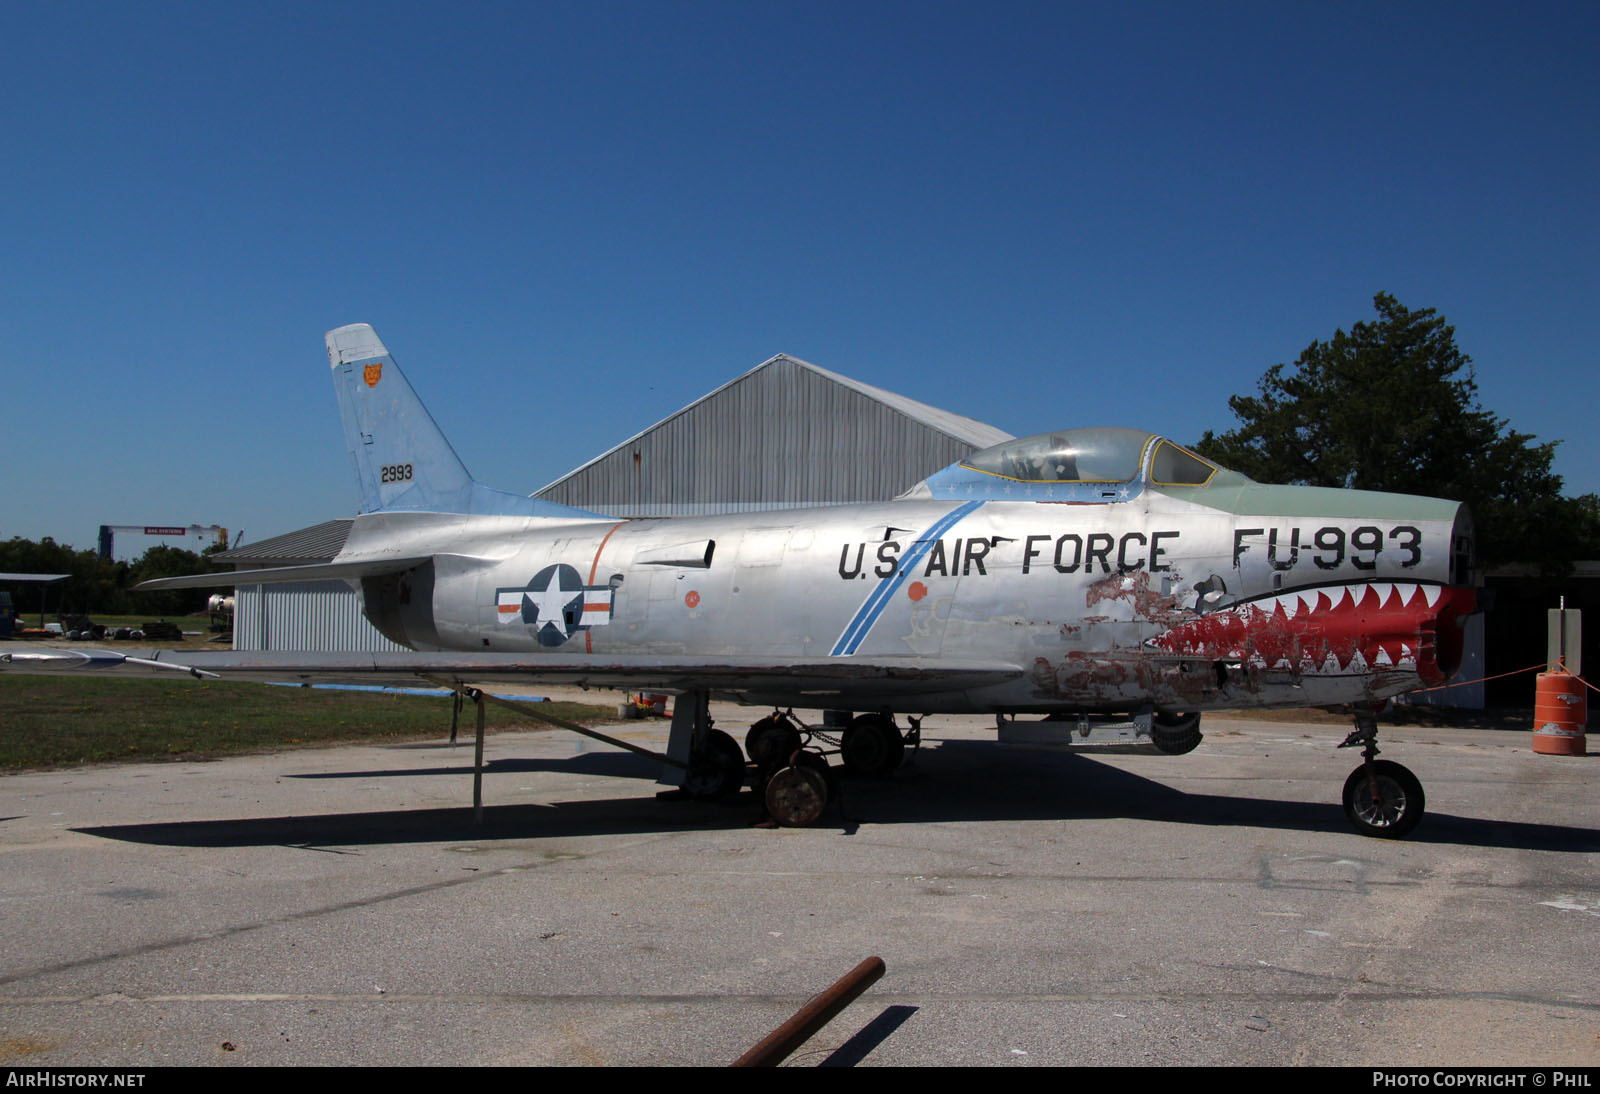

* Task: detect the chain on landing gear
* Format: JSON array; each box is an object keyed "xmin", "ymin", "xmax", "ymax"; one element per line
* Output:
[{"xmin": 1337, "ymin": 706, "xmax": 1426, "ymax": 839}]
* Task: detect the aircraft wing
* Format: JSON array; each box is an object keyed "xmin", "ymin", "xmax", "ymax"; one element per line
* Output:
[{"xmin": 0, "ymin": 647, "xmax": 1023, "ymax": 706}]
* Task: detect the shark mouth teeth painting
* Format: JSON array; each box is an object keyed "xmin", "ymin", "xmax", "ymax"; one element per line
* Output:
[{"xmin": 1148, "ymin": 582, "xmax": 1477, "ymax": 685}]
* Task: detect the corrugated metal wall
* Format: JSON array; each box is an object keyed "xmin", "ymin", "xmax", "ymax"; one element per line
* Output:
[
  {"xmin": 537, "ymin": 358, "xmax": 1005, "ymax": 517},
  {"xmin": 234, "ymin": 581, "xmax": 408, "ymax": 652}
]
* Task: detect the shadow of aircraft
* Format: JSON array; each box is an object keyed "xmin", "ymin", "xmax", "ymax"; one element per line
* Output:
[
  {"xmin": 283, "ymin": 749, "xmax": 660, "ymax": 781},
  {"xmin": 76, "ymin": 738, "xmax": 1600, "ymax": 853}
]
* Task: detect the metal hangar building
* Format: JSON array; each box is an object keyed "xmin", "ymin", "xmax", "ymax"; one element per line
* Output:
[{"xmin": 533, "ymin": 354, "xmax": 1011, "ymax": 518}]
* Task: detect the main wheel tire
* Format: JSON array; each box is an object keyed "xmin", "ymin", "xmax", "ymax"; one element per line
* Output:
[
  {"xmin": 745, "ymin": 715, "xmax": 802, "ymax": 770},
  {"xmin": 684, "ymin": 729, "xmax": 746, "ymax": 801},
  {"xmin": 1342, "ymin": 760, "xmax": 1425, "ymax": 839},
  {"xmin": 1150, "ymin": 711, "xmax": 1203, "ymax": 755},
  {"xmin": 840, "ymin": 713, "xmax": 904, "ymax": 778}
]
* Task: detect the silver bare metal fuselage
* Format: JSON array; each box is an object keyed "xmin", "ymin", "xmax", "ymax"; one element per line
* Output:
[{"xmin": 354, "ymin": 482, "xmax": 1470, "ymax": 716}]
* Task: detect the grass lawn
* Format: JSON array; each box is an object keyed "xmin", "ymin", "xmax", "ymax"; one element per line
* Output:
[{"xmin": 0, "ymin": 675, "xmax": 619, "ymax": 771}]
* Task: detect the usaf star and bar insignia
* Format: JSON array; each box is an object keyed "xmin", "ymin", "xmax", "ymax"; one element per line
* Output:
[{"xmin": 495, "ymin": 563, "xmax": 614, "ymax": 647}]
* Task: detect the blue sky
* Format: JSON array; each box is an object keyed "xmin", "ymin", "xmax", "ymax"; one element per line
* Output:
[{"xmin": 4, "ymin": 1, "xmax": 1595, "ymax": 558}]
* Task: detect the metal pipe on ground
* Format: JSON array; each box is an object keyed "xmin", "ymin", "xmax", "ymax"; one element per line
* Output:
[{"xmin": 731, "ymin": 956, "xmax": 886, "ymax": 1067}]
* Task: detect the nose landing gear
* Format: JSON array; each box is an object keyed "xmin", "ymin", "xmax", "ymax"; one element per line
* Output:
[{"xmin": 1338, "ymin": 708, "xmax": 1425, "ymax": 839}]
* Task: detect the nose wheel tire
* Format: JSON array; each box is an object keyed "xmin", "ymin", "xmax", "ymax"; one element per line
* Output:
[{"xmin": 1342, "ymin": 760, "xmax": 1425, "ymax": 839}]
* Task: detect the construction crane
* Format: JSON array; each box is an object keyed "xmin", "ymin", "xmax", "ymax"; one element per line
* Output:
[{"xmin": 97, "ymin": 524, "xmax": 228, "ymax": 561}]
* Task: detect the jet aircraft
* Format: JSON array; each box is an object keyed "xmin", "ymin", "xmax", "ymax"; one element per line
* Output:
[{"xmin": 4, "ymin": 325, "xmax": 1478, "ymax": 837}]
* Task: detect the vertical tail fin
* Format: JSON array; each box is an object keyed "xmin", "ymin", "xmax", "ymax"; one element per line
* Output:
[
  {"xmin": 326, "ymin": 324, "xmax": 607, "ymax": 519},
  {"xmin": 327, "ymin": 323, "xmax": 474, "ymax": 514}
]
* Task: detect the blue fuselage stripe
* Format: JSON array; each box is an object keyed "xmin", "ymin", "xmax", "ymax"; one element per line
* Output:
[{"xmin": 830, "ymin": 500, "xmax": 984, "ymax": 656}]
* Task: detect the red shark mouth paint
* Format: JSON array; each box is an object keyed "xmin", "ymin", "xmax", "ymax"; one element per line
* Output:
[{"xmin": 1148, "ymin": 583, "xmax": 1477, "ymax": 686}]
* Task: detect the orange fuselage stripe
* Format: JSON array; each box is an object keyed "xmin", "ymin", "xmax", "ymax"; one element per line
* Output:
[{"xmin": 586, "ymin": 523, "xmax": 623, "ymax": 653}]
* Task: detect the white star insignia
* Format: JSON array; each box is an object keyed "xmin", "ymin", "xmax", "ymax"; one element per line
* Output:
[{"xmin": 526, "ymin": 572, "xmax": 578, "ymax": 627}]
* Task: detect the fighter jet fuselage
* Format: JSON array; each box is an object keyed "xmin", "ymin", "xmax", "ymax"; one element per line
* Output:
[{"xmin": 346, "ymin": 424, "xmax": 1475, "ymax": 718}]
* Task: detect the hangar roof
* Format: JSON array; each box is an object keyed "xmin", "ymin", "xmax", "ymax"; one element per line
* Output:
[
  {"xmin": 534, "ymin": 353, "xmax": 1012, "ymax": 517},
  {"xmin": 211, "ymin": 520, "xmax": 353, "ymax": 567}
]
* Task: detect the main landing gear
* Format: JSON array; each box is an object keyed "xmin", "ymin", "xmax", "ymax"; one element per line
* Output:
[
  {"xmin": 745, "ymin": 710, "xmax": 835, "ymax": 827},
  {"xmin": 750, "ymin": 710, "xmax": 917, "ymax": 826},
  {"xmin": 666, "ymin": 691, "xmax": 746, "ymax": 802},
  {"xmin": 1337, "ymin": 707, "xmax": 1425, "ymax": 839},
  {"xmin": 673, "ymin": 701, "xmax": 916, "ymax": 827},
  {"xmin": 683, "ymin": 727, "xmax": 746, "ymax": 801}
]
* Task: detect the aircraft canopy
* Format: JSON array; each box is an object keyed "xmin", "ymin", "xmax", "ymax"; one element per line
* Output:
[{"xmin": 960, "ymin": 428, "xmax": 1219, "ymax": 486}]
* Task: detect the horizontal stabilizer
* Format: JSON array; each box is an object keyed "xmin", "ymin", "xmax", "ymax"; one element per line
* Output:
[{"xmin": 135, "ymin": 556, "xmax": 432, "ymax": 591}]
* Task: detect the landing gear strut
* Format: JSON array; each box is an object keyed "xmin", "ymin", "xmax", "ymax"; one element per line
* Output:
[
  {"xmin": 1337, "ymin": 708, "xmax": 1425, "ymax": 839},
  {"xmin": 664, "ymin": 690, "xmax": 745, "ymax": 801}
]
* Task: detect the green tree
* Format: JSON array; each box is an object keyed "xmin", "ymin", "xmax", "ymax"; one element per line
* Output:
[
  {"xmin": 1197, "ymin": 293, "xmax": 1590, "ymax": 568},
  {"xmin": 127, "ymin": 545, "xmax": 215, "ymax": 615},
  {"xmin": 0, "ymin": 537, "xmax": 218, "ymax": 616},
  {"xmin": 0, "ymin": 536, "xmax": 124, "ymax": 614}
]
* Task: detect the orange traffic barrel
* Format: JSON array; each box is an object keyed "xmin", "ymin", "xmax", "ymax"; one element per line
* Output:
[{"xmin": 1532, "ymin": 671, "xmax": 1587, "ymax": 755}]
